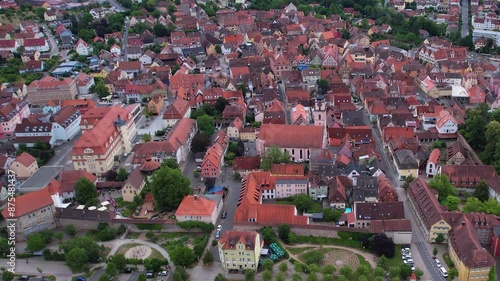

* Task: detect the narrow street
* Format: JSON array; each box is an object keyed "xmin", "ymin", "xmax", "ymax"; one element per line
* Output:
[
  {"xmin": 122, "ymin": 18, "xmax": 131, "ymax": 62},
  {"xmin": 461, "ymin": 0, "xmax": 470, "ymax": 37},
  {"xmin": 361, "ymin": 111, "xmax": 442, "ymax": 281},
  {"xmin": 277, "ymin": 83, "xmax": 291, "ymax": 124}
]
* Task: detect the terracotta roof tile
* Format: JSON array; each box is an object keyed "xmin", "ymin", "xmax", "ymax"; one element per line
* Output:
[
  {"xmin": 219, "ymin": 231, "xmax": 261, "ymax": 250},
  {"xmin": 1, "ymin": 187, "xmax": 53, "ymax": 218},
  {"xmin": 232, "ymin": 156, "xmax": 261, "ymax": 171},
  {"xmin": 258, "ymin": 124, "xmax": 325, "ymax": 149},
  {"xmin": 15, "ymin": 152, "xmax": 36, "ymax": 167},
  {"xmin": 175, "ymin": 195, "xmax": 216, "ymax": 217}
]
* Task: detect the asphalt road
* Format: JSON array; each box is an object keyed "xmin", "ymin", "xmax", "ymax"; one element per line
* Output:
[
  {"xmin": 107, "ymin": 0, "xmax": 127, "ymax": 12},
  {"xmin": 277, "ymin": 83, "xmax": 291, "ymax": 124},
  {"xmin": 361, "ymin": 110, "xmax": 443, "ymax": 281},
  {"xmin": 122, "ymin": 19, "xmax": 131, "ymax": 62},
  {"xmin": 46, "ymin": 131, "xmax": 82, "ymax": 169},
  {"xmin": 40, "ymin": 24, "xmax": 59, "ymax": 57},
  {"xmin": 461, "ymin": 0, "xmax": 469, "ymax": 37}
]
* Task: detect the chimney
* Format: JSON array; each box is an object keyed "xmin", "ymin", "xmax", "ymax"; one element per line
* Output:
[{"xmin": 194, "ymin": 195, "xmax": 198, "ymax": 202}]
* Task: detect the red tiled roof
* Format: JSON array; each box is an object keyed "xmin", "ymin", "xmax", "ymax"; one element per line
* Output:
[
  {"xmin": 449, "ymin": 218, "xmax": 495, "ymax": 268},
  {"xmin": 59, "ymin": 170, "xmax": 97, "ymax": 193},
  {"xmin": 232, "ymin": 156, "xmax": 261, "ymax": 171},
  {"xmin": 270, "ymin": 163, "xmax": 304, "ymax": 176},
  {"xmin": 15, "ymin": 152, "xmax": 36, "ymax": 167},
  {"xmin": 175, "ymin": 195, "xmax": 216, "ymax": 217},
  {"xmin": 1, "ymin": 187, "xmax": 53, "ymax": 218},
  {"xmin": 258, "ymin": 124, "xmax": 324, "ymax": 149},
  {"xmin": 428, "ymin": 148, "xmax": 441, "ymax": 164},
  {"xmin": 219, "ymin": 231, "xmax": 261, "ymax": 250}
]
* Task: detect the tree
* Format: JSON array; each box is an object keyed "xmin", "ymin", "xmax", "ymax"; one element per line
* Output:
[
  {"xmin": 322, "ymin": 275, "xmax": 334, "ymax": 281},
  {"xmin": 215, "ymin": 45, "xmax": 222, "ymax": 53},
  {"xmin": 433, "ymin": 247, "xmax": 438, "ymax": 256},
  {"xmin": 233, "ymin": 172, "xmax": 241, "ymax": 181},
  {"xmin": 105, "ymin": 170, "xmax": 118, "ymax": 181},
  {"xmin": 65, "ymin": 247, "xmax": 88, "ymax": 270},
  {"xmin": 75, "ymin": 178, "xmax": 98, "ymax": 206},
  {"xmin": 339, "ymin": 266, "xmax": 353, "ymax": 279},
  {"xmin": 448, "ymin": 268, "xmax": 458, "ymax": 280},
  {"xmin": 291, "ymin": 193, "xmax": 314, "ymax": 213},
  {"xmin": 153, "ymin": 23, "xmax": 169, "ymax": 37},
  {"xmin": 279, "ymin": 262, "xmax": 288, "ymax": 272},
  {"xmin": 402, "ymin": 174, "xmax": 415, "ymax": 189},
  {"xmin": 65, "ymin": 224, "xmax": 76, "ymax": 238},
  {"xmin": 377, "ymin": 255, "xmax": 389, "ymax": 270},
  {"xmin": 442, "ymin": 195, "xmax": 460, "ymax": 211},
  {"xmin": 214, "ymin": 273, "xmax": 227, "ymax": 281},
  {"xmin": 138, "ymin": 274, "xmax": 147, "ymax": 281},
  {"xmin": 244, "ymin": 269, "xmax": 255, "ymax": 281},
  {"xmin": 301, "ymin": 251, "xmax": 324, "ymax": 265},
  {"xmin": 162, "ymin": 158, "xmax": 179, "ymax": 170},
  {"xmin": 278, "ymin": 224, "xmax": 291, "ymax": 244},
  {"xmin": 262, "ymin": 270, "xmax": 273, "ymax": 281},
  {"xmin": 197, "ymin": 114, "xmax": 215, "ymax": 136},
  {"xmin": 262, "ymin": 259, "xmax": 274, "ymax": 271},
  {"xmin": 144, "ymin": 258, "xmax": 165, "ymax": 272},
  {"xmin": 150, "ymin": 166, "xmax": 192, "ymax": 211},
  {"xmin": 389, "ymin": 267, "xmax": 400, "ymax": 278},
  {"xmin": 2, "ymin": 271, "xmax": 14, "ymax": 281},
  {"xmin": 203, "ymin": 251, "xmax": 214, "ymax": 265},
  {"xmin": 116, "ymin": 167, "xmax": 129, "ymax": 181},
  {"xmin": 173, "ymin": 266, "xmax": 190, "ymax": 281},
  {"xmin": 474, "ymin": 180, "xmax": 490, "ymax": 202},
  {"xmin": 435, "ymin": 233, "xmax": 445, "ymax": 243},
  {"xmin": 322, "ymin": 265, "xmax": 335, "ymax": 275},
  {"xmin": 95, "ymin": 82, "xmax": 110, "ymax": 98},
  {"xmin": 214, "ymin": 97, "xmax": 229, "ymax": 114},
  {"xmin": 26, "ymin": 232, "xmax": 47, "ymax": 252},
  {"xmin": 415, "ymin": 268, "xmax": 424, "ymax": 278},
  {"xmin": 428, "ymin": 174, "xmax": 457, "ymax": 202},
  {"xmin": 191, "ymin": 132, "xmax": 211, "ymax": 153},
  {"xmin": 400, "ymin": 264, "xmax": 412, "ymax": 279},
  {"xmin": 54, "ymin": 232, "xmax": 63, "ymax": 243},
  {"xmin": 316, "ymin": 79, "xmax": 330, "ymax": 94},
  {"xmin": 323, "ymin": 208, "xmax": 342, "ymax": 222},
  {"xmin": 260, "ymin": 146, "xmax": 291, "ymax": 171},
  {"xmin": 60, "ymin": 236, "xmax": 102, "ymax": 263},
  {"xmin": 99, "ymin": 275, "xmax": 110, "ymax": 281},
  {"xmin": 372, "ymin": 233, "xmax": 395, "ymax": 258},
  {"xmin": 110, "ymin": 253, "xmax": 127, "ymax": 270},
  {"xmin": 141, "ymin": 133, "xmax": 152, "ymax": 142},
  {"xmin": 306, "ymin": 273, "xmax": 318, "ymax": 281},
  {"xmin": 170, "ymin": 246, "xmax": 195, "ymax": 267},
  {"xmin": 276, "ymin": 272, "xmax": 286, "ymax": 281},
  {"xmin": 106, "ymin": 262, "xmax": 118, "ymax": 277}
]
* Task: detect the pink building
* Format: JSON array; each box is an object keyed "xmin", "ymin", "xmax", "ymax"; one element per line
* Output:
[
  {"xmin": 275, "ymin": 177, "xmax": 309, "ymax": 199},
  {"xmin": 0, "ymin": 98, "xmax": 30, "ymax": 137},
  {"xmin": 256, "ymin": 124, "xmax": 326, "ymax": 162}
]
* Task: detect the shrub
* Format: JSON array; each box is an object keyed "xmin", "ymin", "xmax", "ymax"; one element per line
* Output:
[
  {"xmin": 176, "ymin": 221, "xmax": 215, "ymax": 233},
  {"xmin": 300, "ymin": 251, "xmax": 324, "ymax": 265}
]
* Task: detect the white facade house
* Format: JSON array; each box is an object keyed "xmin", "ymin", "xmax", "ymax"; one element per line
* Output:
[
  {"xmin": 0, "ymin": 39, "xmax": 20, "ymax": 52},
  {"xmin": 24, "ymin": 38, "xmax": 49, "ymax": 52},
  {"xmin": 139, "ymin": 53, "xmax": 153, "ymax": 65},
  {"xmin": 51, "ymin": 107, "xmax": 81, "ymax": 141},
  {"xmin": 426, "ymin": 148, "xmax": 440, "ymax": 178},
  {"xmin": 436, "ymin": 111, "xmax": 458, "ymax": 134},
  {"xmin": 75, "ymin": 39, "xmax": 93, "ymax": 56},
  {"xmin": 76, "ymin": 73, "xmax": 95, "ymax": 95},
  {"xmin": 110, "ymin": 44, "xmax": 121, "ymax": 56},
  {"xmin": 89, "ymin": 8, "xmax": 106, "ymax": 20}
]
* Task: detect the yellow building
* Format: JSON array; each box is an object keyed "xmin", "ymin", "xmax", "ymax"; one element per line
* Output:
[
  {"xmin": 448, "ymin": 219, "xmax": 495, "ymax": 281},
  {"xmin": 392, "ymin": 149, "xmax": 419, "ymax": 181},
  {"xmin": 218, "ymin": 231, "xmax": 263, "ymax": 271},
  {"xmin": 72, "ymin": 106, "xmax": 137, "ymax": 175}
]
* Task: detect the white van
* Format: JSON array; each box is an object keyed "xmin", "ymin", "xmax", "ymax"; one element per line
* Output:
[{"xmin": 440, "ymin": 266, "xmax": 448, "ymax": 278}]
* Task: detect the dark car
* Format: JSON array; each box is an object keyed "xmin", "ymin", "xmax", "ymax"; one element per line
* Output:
[
  {"xmin": 221, "ymin": 211, "xmax": 227, "ymax": 219},
  {"xmin": 122, "ymin": 267, "xmax": 133, "ymax": 274},
  {"xmin": 19, "ymin": 277, "xmax": 30, "ymax": 281},
  {"xmin": 76, "ymin": 277, "xmax": 87, "ymax": 281}
]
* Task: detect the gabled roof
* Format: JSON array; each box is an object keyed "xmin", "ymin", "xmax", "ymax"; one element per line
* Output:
[
  {"xmin": 1, "ymin": 187, "xmax": 53, "ymax": 218},
  {"xmin": 219, "ymin": 230, "xmax": 260, "ymax": 250},
  {"xmin": 428, "ymin": 148, "xmax": 441, "ymax": 165},
  {"xmin": 407, "ymin": 178, "xmax": 444, "ymax": 229},
  {"xmin": 175, "ymin": 195, "xmax": 216, "ymax": 217},
  {"xmin": 15, "ymin": 152, "xmax": 36, "ymax": 167},
  {"xmin": 258, "ymin": 124, "xmax": 324, "ymax": 149},
  {"xmin": 232, "ymin": 156, "xmax": 261, "ymax": 171}
]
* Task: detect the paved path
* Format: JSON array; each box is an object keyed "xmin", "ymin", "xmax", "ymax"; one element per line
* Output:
[
  {"xmin": 106, "ymin": 238, "xmax": 173, "ymax": 269},
  {"xmin": 286, "ymin": 244, "xmax": 378, "ymax": 268},
  {"xmin": 0, "ymin": 257, "xmax": 73, "ymax": 279}
]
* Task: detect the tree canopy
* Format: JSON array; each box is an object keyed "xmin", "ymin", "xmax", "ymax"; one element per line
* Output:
[
  {"xmin": 150, "ymin": 166, "xmax": 192, "ymax": 211},
  {"xmin": 196, "ymin": 114, "xmax": 215, "ymax": 136},
  {"xmin": 371, "ymin": 233, "xmax": 395, "ymax": 258},
  {"xmin": 75, "ymin": 178, "xmax": 99, "ymax": 207},
  {"xmin": 260, "ymin": 146, "xmax": 291, "ymax": 171},
  {"xmin": 428, "ymin": 174, "xmax": 456, "ymax": 202}
]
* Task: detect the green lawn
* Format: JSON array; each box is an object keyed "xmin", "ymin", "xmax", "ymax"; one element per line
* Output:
[
  {"xmin": 288, "ymin": 247, "xmax": 316, "ymax": 255},
  {"xmin": 386, "ymin": 245, "xmax": 403, "ymax": 268},
  {"xmin": 357, "ymin": 254, "xmax": 373, "ymax": 269}
]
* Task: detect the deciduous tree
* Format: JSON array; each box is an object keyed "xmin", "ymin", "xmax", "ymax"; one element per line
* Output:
[
  {"xmin": 278, "ymin": 224, "xmax": 291, "ymax": 244},
  {"xmin": 429, "ymin": 174, "xmax": 456, "ymax": 202},
  {"xmin": 170, "ymin": 246, "xmax": 195, "ymax": 267},
  {"xmin": 65, "ymin": 247, "xmax": 88, "ymax": 270},
  {"xmin": 474, "ymin": 180, "xmax": 490, "ymax": 202},
  {"xmin": 197, "ymin": 114, "xmax": 215, "ymax": 136},
  {"xmin": 191, "ymin": 132, "xmax": 211, "ymax": 153},
  {"xmin": 150, "ymin": 166, "xmax": 192, "ymax": 211},
  {"xmin": 442, "ymin": 195, "xmax": 460, "ymax": 211},
  {"xmin": 372, "ymin": 233, "xmax": 395, "ymax": 258},
  {"xmin": 75, "ymin": 178, "xmax": 98, "ymax": 206},
  {"xmin": 260, "ymin": 146, "xmax": 291, "ymax": 171}
]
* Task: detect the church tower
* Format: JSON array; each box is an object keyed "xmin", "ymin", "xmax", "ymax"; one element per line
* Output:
[{"xmin": 314, "ymin": 95, "xmax": 326, "ymax": 127}]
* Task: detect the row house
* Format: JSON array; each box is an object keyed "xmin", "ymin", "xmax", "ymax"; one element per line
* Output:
[
  {"xmin": 123, "ymin": 80, "xmax": 167, "ymax": 103},
  {"xmin": 0, "ymin": 39, "xmax": 19, "ymax": 52},
  {"xmin": 0, "ymin": 98, "xmax": 30, "ymax": 137},
  {"xmin": 23, "ymin": 38, "xmax": 49, "ymax": 52},
  {"xmin": 201, "ymin": 131, "xmax": 229, "ymax": 179},
  {"xmin": 132, "ymin": 118, "xmax": 196, "ymax": 165}
]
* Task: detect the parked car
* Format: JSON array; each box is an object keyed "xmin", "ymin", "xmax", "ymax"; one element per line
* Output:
[
  {"xmin": 159, "ymin": 270, "xmax": 169, "ymax": 276},
  {"xmin": 76, "ymin": 277, "xmax": 86, "ymax": 281},
  {"xmin": 122, "ymin": 267, "xmax": 133, "ymax": 273},
  {"xmin": 217, "ymin": 225, "xmax": 222, "ymax": 231},
  {"xmin": 19, "ymin": 277, "xmax": 30, "ymax": 281},
  {"xmin": 403, "ymin": 258, "xmax": 414, "ymax": 265},
  {"xmin": 435, "ymin": 259, "xmax": 441, "ymax": 267},
  {"xmin": 215, "ymin": 230, "xmax": 221, "ymax": 239},
  {"xmin": 221, "ymin": 211, "xmax": 227, "ymax": 219},
  {"xmin": 146, "ymin": 270, "xmax": 154, "ymax": 278}
]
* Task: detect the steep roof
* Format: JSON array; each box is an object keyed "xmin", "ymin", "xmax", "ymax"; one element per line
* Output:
[
  {"xmin": 258, "ymin": 124, "xmax": 324, "ymax": 149},
  {"xmin": 1, "ymin": 187, "xmax": 53, "ymax": 218},
  {"xmin": 407, "ymin": 178, "xmax": 444, "ymax": 229},
  {"xmin": 355, "ymin": 201, "xmax": 405, "ymax": 221},
  {"xmin": 232, "ymin": 156, "xmax": 261, "ymax": 171},
  {"xmin": 428, "ymin": 148, "xmax": 441, "ymax": 164},
  {"xmin": 449, "ymin": 218, "xmax": 495, "ymax": 268},
  {"xmin": 59, "ymin": 170, "xmax": 96, "ymax": 193},
  {"xmin": 175, "ymin": 195, "xmax": 216, "ymax": 217},
  {"xmin": 15, "ymin": 152, "xmax": 36, "ymax": 167},
  {"xmin": 270, "ymin": 163, "xmax": 304, "ymax": 176},
  {"xmin": 219, "ymin": 231, "xmax": 260, "ymax": 250}
]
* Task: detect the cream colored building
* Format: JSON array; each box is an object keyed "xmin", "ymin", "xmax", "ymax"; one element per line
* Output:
[
  {"xmin": 72, "ymin": 107, "xmax": 137, "ymax": 175},
  {"xmin": 218, "ymin": 231, "xmax": 263, "ymax": 271},
  {"xmin": 9, "ymin": 152, "xmax": 38, "ymax": 180}
]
